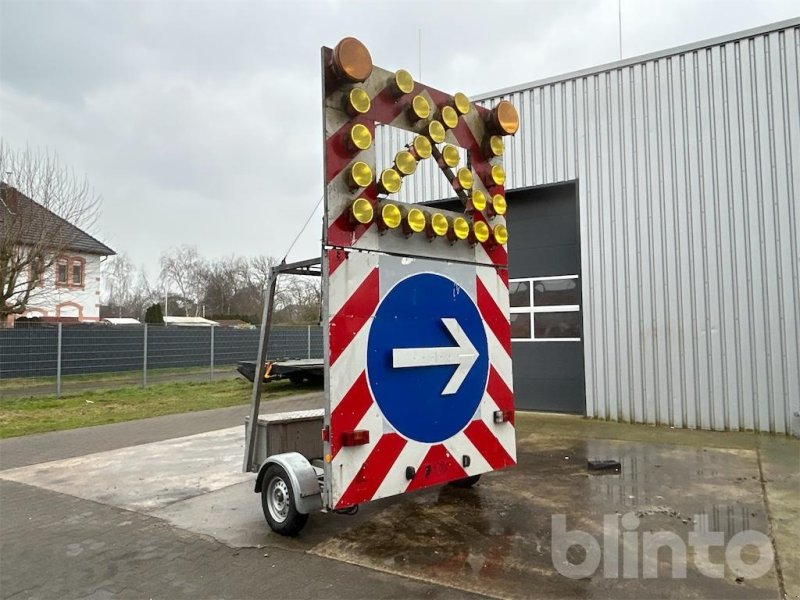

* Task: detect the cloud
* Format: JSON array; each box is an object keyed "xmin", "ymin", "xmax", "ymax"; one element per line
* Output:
[{"xmin": 1, "ymin": 0, "xmax": 797, "ymax": 275}]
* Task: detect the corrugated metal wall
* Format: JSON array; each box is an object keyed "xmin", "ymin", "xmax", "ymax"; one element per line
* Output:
[{"xmin": 380, "ymin": 21, "xmax": 800, "ymax": 433}]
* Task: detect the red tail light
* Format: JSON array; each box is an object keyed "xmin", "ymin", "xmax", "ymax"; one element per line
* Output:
[
  {"xmin": 494, "ymin": 410, "xmax": 513, "ymax": 424},
  {"xmin": 341, "ymin": 430, "xmax": 370, "ymax": 447}
]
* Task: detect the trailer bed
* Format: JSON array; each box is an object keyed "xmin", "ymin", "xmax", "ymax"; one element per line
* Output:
[{"xmin": 237, "ymin": 359, "xmax": 324, "ymax": 385}]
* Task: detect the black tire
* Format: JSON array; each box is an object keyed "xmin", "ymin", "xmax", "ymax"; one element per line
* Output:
[
  {"xmin": 449, "ymin": 474, "xmax": 481, "ymax": 488},
  {"xmin": 287, "ymin": 374, "xmax": 305, "ymax": 385},
  {"xmin": 260, "ymin": 464, "xmax": 309, "ymax": 536}
]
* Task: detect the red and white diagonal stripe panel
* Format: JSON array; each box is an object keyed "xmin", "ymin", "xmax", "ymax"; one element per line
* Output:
[{"xmin": 325, "ymin": 251, "xmax": 515, "ymax": 510}]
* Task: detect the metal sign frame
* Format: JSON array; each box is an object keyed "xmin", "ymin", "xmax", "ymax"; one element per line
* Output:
[{"xmin": 321, "ymin": 39, "xmax": 517, "ymax": 510}]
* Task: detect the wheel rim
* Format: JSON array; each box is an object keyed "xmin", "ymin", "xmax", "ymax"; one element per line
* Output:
[{"xmin": 266, "ymin": 476, "xmax": 290, "ymax": 523}]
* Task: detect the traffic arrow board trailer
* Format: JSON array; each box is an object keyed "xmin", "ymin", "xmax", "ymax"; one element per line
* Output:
[{"xmin": 246, "ymin": 37, "xmax": 519, "ymax": 535}]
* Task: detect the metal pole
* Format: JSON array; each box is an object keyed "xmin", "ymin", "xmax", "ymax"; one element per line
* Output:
[
  {"xmin": 56, "ymin": 322, "xmax": 62, "ymax": 397},
  {"xmin": 307, "ymin": 324, "xmax": 311, "ymax": 359},
  {"xmin": 243, "ymin": 269, "xmax": 279, "ymax": 473},
  {"xmin": 142, "ymin": 323, "xmax": 148, "ymax": 388},
  {"xmin": 210, "ymin": 324, "xmax": 215, "ymax": 380}
]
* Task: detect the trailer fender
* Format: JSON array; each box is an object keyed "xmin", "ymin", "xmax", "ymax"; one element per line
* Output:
[{"xmin": 254, "ymin": 452, "xmax": 322, "ymax": 515}]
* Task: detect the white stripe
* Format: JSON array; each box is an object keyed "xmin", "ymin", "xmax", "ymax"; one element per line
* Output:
[
  {"xmin": 329, "ymin": 324, "xmax": 371, "ymax": 411},
  {"xmin": 327, "ymin": 251, "xmax": 379, "ymax": 317},
  {"xmin": 477, "ymin": 391, "xmax": 517, "ymax": 463},
  {"xmin": 443, "ymin": 431, "xmax": 492, "ymax": 476},
  {"xmin": 329, "ymin": 402, "xmax": 385, "ymax": 506},
  {"xmin": 371, "ymin": 439, "xmax": 428, "ymax": 500}
]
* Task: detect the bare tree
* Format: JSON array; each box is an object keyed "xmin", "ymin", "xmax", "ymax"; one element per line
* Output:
[
  {"xmin": 0, "ymin": 141, "xmax": 101, "ymax": 320},
  {"xmin": 159, "ymin": 245, "xmax": 207, "ymax": 316}
]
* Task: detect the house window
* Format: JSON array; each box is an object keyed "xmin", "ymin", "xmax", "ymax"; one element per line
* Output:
[
  {"xmin": 72, "ymin": 261, "xmax": 83, "ymax": 287},
  {"xmin": 509, "ymin": 275, "xmax": 581, "ymax": 341},
  {"xmin": 56, "ymin": 259, "xmax": 69, "ymax": 285}
]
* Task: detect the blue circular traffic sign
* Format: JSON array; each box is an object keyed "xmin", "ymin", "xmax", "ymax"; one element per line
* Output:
[{"xmin": 366, "ymin": 273, "xmax": 488, "ymax": 443}]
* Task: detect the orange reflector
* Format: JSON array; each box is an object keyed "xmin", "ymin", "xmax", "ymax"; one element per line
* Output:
[
  {"xmin": 332, "ymin": 37, "xmax": 373, "ymax": 83},
  {"xmin": 490, "ymin": 100, "xmax": 519, "ymax": 135},
  {"xmin": 342, "ymin": 430, "xmax": 370, "ymax": 446}
]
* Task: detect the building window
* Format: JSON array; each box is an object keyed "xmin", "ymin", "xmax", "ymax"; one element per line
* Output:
[
  {"xmin": 509, "ymin": 275, "xmax": 581, "ymax": 341},
  {"xmin": 56, "ymin": 259, "xmax": 69, "ymax": 286},
  {"xmin": 72, "ymin": 261, "xmax": 83, "ymax": 287}
]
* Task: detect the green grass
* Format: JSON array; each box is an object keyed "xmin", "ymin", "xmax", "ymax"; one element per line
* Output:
[{"xmin": 0, "ymin": 378, "xmax": 315, "ymax": 439}]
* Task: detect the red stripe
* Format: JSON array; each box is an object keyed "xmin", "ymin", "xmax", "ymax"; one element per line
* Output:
[
  {"xmin": 335, "ymin": 433, "xmax": 407, "ymax": 509},
  {"xmin": 327, "ymin": 248, "xmax": 346, "ymax": 275},
  {"xmin": 487, "ymin": 366, "xmax": 514, "ymax": 424},
  {"xmin": 405, "ymin": 444, "xmax": 468, "ymax": 492},
  {"xmin": 464, "ymin": 420, "xmax": 515, "ymax": 470},
  {"xmin": 326, "ymin": 183, "xmax": 378, "ymax": 251},
  {"xmin": 498, "ymin": 268, "xmax": 509, "ymax": 288},
  {"xmin": 330, "ymin": 372, "xmax": 373, "ymax": 459},
  {"xmin": 473, "ymin": 211, "xmax": 508, "ymax": 267},
  {"xmin": 477, "ymin": 276, "xmax": 511, "ymax": 355},
  {"xmin": 329, "ymin": 268, "xmax": 379, "ymax": 365},
  {"xmin": 325, "ymin": 117, "xmax": 375, "ymax": 184}
]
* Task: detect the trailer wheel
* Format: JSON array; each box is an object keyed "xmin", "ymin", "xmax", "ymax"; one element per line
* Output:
[
  {"xmin": 261, "ymin": 464, "xmax": 308, "ymax": 536},
  {"xmin": 449, "ymin": 474, "xmax": 481, "ymax": 488}
]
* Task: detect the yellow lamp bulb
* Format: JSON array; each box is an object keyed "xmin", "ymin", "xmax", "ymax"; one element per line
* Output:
[
  {"xmin": 492, "ymin": 194, "xmax": 507, "ymax": 215},
  {"xmin": 350, "ymin": 198, "xmax": 373, "ymax": 224},
  {"xmin": 394, "ymin": 150, "xmax": 417, "ymax": 176},
  {"xmin": 452, "ymin": 217, "xmax": 469, "ymax": 240},
  {"xmin": 394, "ymin": 69, "xmax": 414, "ymax": 94},
  {"xmin": 348, "ymin": 88, "xmax": 371, "ymax": 114},
  {"xmin": 412, "ymin": 135, "xmax": 432, "ymax": 159},
  {"xmin": 491, "ymin": 164, "xmax": 506, "ymax": 186},
  {"xmin": 489, "ymin": 135, "xmax": 504, "ymax": 157},
  {"xmin": 442, "ymin": 144, "xmax": 460, "ymax": 168},
  {"xmin": 406, "ymin": 208, "xmax": 426, "ymax": 233},
  {"xmin": 457, "ymin": 168, "xmax": 473, "ymax": 190},
  {"xmin": 411, "ymin": 95, "xmax": 430, "ymax": 120},
  {"xmin": 349, "ymin": 161, "xmax": 373, "ymax": 188},
  {"xmin": 428, "ymin": 121, "xmax": 446, "ymax": 144},
  {"xmin": 349, "ymin": 123, "xmax": 372, "ymax": 150},
  {"xmin": 472, "ymin": 190, "xmax": 487, "ymax": 211},
  {"xmin": 431, "ymin": 213, "xmax": 449, "ymax": 236},
  {"xmin": 473, "ymin": 220, "xmax": 490, "ymax": 243},
  {"xmin": 493, "ymin": 224, "xmax": 508, "ymax": 245},
  {"xmin": 441, "ymin": 105, "xmax": 458, "ymax": 129},
  {"xmin": 379, "ymin": 168, "xmax": 402, "ymax": 194},
  {"xmin": 381, "ymin": 203, "xmax": 401, "ymax": 229}
]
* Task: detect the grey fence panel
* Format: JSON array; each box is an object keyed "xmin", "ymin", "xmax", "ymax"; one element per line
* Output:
[
  {"xmin": 0, "ymin": 324, "xmax": 324, "ymax": 379},
  {"xmin": 0, "ymin": 325, "xmax": 58, "ymax": 378}
]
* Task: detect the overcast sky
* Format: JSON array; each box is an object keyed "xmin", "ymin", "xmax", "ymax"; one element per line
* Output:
[{"xmin": 1, "ymin": 0, "xmax": 797, "ymax": 277}]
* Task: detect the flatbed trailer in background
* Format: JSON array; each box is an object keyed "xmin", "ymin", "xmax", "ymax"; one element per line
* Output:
[{"xmin": 237, "ymin": 359, "xmax": 324, "ymax": 385}]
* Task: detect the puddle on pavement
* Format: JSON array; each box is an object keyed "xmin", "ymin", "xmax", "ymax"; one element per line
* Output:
[{"xmin": 310, "ymin": 436, "xmax": 778, "ymax": 599}]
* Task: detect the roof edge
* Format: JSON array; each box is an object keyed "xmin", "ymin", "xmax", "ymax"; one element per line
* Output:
[{"xmin": 474, "ymin": 17, "xmax": 800, "ymax": 101}]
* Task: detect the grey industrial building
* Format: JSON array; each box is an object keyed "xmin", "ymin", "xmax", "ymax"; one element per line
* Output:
[{"xmin": 381, "ymin": 18, "xmax": 799, "ymax": 435}]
